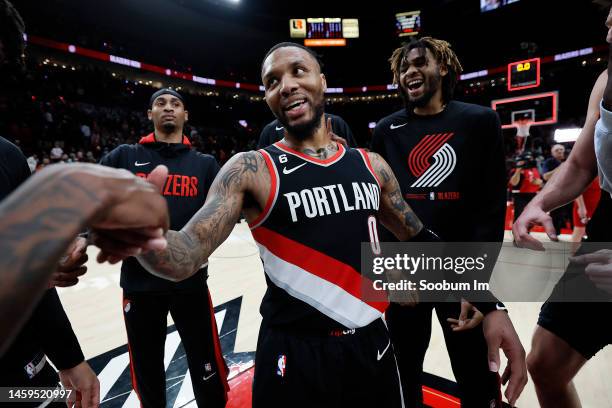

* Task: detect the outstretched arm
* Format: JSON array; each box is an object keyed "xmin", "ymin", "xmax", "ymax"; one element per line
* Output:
[
  {"xmin": 595, "ymin": 42, "xmax": 612, "ymax": 195},
  {"xmin": 513, "ymin": 70, "xmax": 606, "ymax": 249},
  {"xmin": 135, "ymin": 151, "xmax": 266, "ymax": 281},
  {"xmin": 367, "ymin": 152, "xmax": 423, "ymax": 240},
  {"xmin": 536, "ymin": 72, "xmax": 604, "ymax": 208},
  {"xmin": 0, "ymin": 163, "xmax": 168, "ymax": 356}
]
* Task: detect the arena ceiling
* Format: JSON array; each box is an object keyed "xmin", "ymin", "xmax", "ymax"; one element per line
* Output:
[{"xmin": 17, "ymin": 0, "xmax": 610, "ymax": 86}]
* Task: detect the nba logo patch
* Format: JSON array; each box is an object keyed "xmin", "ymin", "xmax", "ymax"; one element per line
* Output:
[
  {"xmin": 276, "ymin": 355, "xmax": 286, "ymax": 377},
  {"xmin": 204, "ymin": 363, "xmax": 212, "ymax": 373},
  {"xmin": 25, "ymin": 363, "xmax": 36, "ymax": 379},
  {"xmin": 123, "ymin": 298, "xmax": 131, "ymax": 313},
  {"xmin": 429, "ymin": 192, "xmax": 435, "ymax": 200}
]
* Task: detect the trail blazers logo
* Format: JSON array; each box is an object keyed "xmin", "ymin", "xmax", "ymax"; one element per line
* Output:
[{"xmin": 408, "ymin": 132, "xmax": 456, "ymax": 188}]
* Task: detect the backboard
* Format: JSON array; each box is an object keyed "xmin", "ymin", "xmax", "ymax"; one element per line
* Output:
[{"xmin": 491, "ymin": 91, "xmax": 558, "ymax": 129}]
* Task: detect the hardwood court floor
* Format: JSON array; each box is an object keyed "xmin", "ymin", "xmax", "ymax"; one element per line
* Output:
[{"xmin": 57, "ymin": 224, "xmax": 612, "ymax": 407}]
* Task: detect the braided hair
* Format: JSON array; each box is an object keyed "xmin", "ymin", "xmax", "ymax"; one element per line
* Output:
[{"xmin": 389, "ymin": 37, "xmax": 463, "ymax": 104}]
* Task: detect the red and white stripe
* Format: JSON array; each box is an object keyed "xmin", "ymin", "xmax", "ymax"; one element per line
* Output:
[
  {"xmin": 357, "ymin": 148, "xmax": 382, "ymax": 189},
  {"xmin": 249, "ymin": 150, "xmax": 280, "ymax": 230},
  {"xmin": 251, "ymin": 226, "xmax": 388, "ymax": 328}
]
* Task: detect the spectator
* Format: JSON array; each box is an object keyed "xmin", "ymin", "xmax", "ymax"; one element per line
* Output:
[
  {"xmin": 542, "ymin": 144, "xmax": 573, "ymax": 234},
  {"xmin": 510, "ymin": 151, "xmax": 543, "ymax": 221},
  {"xmin": 50, "ymin": 142, "xmax": 63, "ymax": 162},
  {"xmin": 571, "ymin": 177, "xmax": 601, "ymax": 252},
  {"xmin": 80, "ymin": 122, "xmax": 91, "ymax": 143}
]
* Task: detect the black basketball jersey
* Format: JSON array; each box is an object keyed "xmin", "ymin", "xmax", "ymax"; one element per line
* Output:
[{"xmin": 250, "ymin": 141, "xmax": 388, "ymax": 330}]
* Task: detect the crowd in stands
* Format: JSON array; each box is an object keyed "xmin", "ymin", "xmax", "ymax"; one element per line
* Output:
[
  {"xmin": 1, "ymin": 56, "xmax": 590, "ymax": 229},
  {"xmin": 0, "ymin": 59, "xmax": 274, "ymax": 170}
]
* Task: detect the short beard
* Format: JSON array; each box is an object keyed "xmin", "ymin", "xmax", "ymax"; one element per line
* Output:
[
  {"xmin": 402, "ymin": 70, "xmax": 441, "ymax": 110},
  {"xmin": 281, "ymin": 98, "xmax": 325, "ymax": 141},
  {"xmin": 161, "ymin": 122, "xmax": 177, "ymax": 133}
]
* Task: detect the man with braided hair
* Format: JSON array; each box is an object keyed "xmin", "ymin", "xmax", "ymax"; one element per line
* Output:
[{"xmin": 372, "ymin": 37, "xmax": 526, "ymax": 407}]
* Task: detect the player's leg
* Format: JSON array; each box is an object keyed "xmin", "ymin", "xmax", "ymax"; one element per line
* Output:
[
  {"xmin": 528, "ymin": 301, "xmax": 595, "ymax": 408},
  {"xmin": 435, "ymin": 302, "xmax": 501, "ymax": 408},
  {"xmin": 385, "ymin": 302, "xmax": 433, "ymax": 407},
  {"xmin": 252, "ymin": 325, "xmax": 333, "ymax": 408},
  {"xmin": 170, "ymin": 288, "xmax": 228, "ymax": 408},
  {"xmin": 343, "ymin": 319, "xmax": 404, "ymax": 408},
  {"xmin": 122, "ymin": 292, "xmax": 169, "ymax": 408},
  {"xmin": 528, "ymin": 326, "xmax": 585, "ymax": 408}
]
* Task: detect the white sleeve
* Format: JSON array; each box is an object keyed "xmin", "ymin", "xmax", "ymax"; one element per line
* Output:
[{"xmin": 595, "ymin": 101, "xmax": 612, "ymax": 195}]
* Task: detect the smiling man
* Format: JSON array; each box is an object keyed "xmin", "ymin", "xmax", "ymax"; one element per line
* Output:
[
  {"xmin": 99, "ymin": 89, "xmax": 228, "ymax": 408},
  {"xmin": 372, "ymin": 37, "xmax": 526, "ymax": 407},
  {"xmin": 92, "ymin": 42, "xmax": 444, "ymax": 407}
]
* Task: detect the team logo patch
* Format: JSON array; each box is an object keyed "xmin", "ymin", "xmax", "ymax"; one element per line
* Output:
[
  {"xmin": 408, "ymin": 132, "xmax": 456, "ymax": 188},
  {"xmin": 276, "ymin": 355, "xmax": 286, "ymax": 377}
]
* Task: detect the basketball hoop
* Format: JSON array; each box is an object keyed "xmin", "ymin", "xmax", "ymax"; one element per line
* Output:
[
  {"xmin": 515, "ymin": 119, "xmax": 532, "ymax": 138},
  {"xmin": 514, "ymin": 119, "xmax": 532, "ymax": 154}
]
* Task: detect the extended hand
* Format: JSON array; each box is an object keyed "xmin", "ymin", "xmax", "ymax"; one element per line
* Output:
[
  {"xmin": 512, "ymin": 203, "xmax": 557, "ymax": 251},
  {"xmin": 89, "ymin": 165, "xmax": 170, "ymax": 263},
  {"xmin": 59, "ymin": 361, "xmax": 100, "ymax": 408},
  {"xmin": 50, "ymin": 237, "xmax": 88, "ymax": 288},
  {"xmin": 446, "ymin": 299, "xmax": 483, "ymax": 331},
  {"xmin": 483, "ymin": 310, "xmax": 527, "ymax": 407},
  {"xmin": 571, "ymin": 249, "xmax": 612, "ymax": 294},
  {"xmin": 325, "ymin": 117, "xmax": 348, "ymax": 147}
]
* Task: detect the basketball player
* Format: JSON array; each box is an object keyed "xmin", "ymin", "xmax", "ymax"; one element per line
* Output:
[
  {"xmin": 372, "ymin": 37, "xmax": 526, "ymax": 407},
  {"xmin": 93, "ymin": 42, "xmax": 526, "ymax": 408},
  {"xmin": 94, "ymin": 41, "xmax": 427, "ymax": 407},
  {"xmin": 99, "ymin": 88, "xmax": 228, "ymax": 407},
  {"xmin": 0, "ymin": 2, "xmax": 169, "ymax": 363},
  {"xmin": 0, "ymin": 163, "xmax": 170, "ymax": 354},
  {"xmin": 0, "ymin": 120, "xmax": 100, "ymax": 406},
  {"xmin": 257, "ymin": 52, "xmax": 356, "ymax": 149},
  {"xmin": 513, "ymin": 10, "xmax": 612, "ymax": 407}
]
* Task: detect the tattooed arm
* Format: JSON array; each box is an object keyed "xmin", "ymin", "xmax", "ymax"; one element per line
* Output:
[
  {"xmin": 368, "ymin": 152, "xmax": 423, "ymax": 240},
  {"xmin": 136, "ymin": 151, "xmax": 266, "ymax": 282},
  {"xmin": 0, "ymin": 163, "xmax": 168, "ymax": 356}
]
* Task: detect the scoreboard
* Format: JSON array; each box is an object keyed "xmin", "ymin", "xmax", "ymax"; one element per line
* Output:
[
  {"xmin": 290, "ymin": 18, "xmax": 359, "ymax": 46},
  {"xmin": 396, "ymin": 11, "xmax": 421, "ymax": 37},
  {"xmin": 307, "ymin": 18, "xmax": 342, "ymax": 39},
  {"xmin": 507, "ymin": 57, "xmax": 540, "ymax": 91}
]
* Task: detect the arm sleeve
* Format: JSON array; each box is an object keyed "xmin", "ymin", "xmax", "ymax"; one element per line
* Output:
[
  {"xmin": 468, "ymin": 111, "xmax": 506, "ymax": 242},
  {"xmin": 462, "ymin": 111, "xmax": 506, "ymax": 313},
  {"xmin": 34, "ymin": 289, "xmax": 85, "ymax": 370},
  {"xmin": 595, "ymin": 101, "xmax": 612, "ymax": 195}
]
